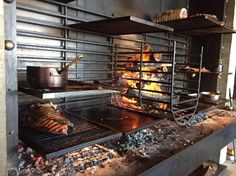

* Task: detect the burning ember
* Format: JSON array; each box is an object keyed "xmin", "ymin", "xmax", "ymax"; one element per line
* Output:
[
  {"xmin": 18, "ymin": 128, "xmax": 160, "ymax": 176},
  {"xmin": 19, "ymin": 144, "xmax": 118, "ymax": 176}
]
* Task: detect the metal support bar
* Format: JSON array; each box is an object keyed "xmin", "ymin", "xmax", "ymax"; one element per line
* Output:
[
  {"xmin": 17, "ymin": 30, "xmax": 113, "ymax": 47},
  {"xmin": 138, "ymin": 42, "xmax": 143, "ymax": 101},
  {"xmin": 4, "ymin": 0, "xmax": 18, "ymax": 175},
  {"xmin": 171, "ymin": 45, "xmax": 203, "ymax": 125},
  {"xmin": 173, "ymin": 106, "xmax": 196, "ymax": 113},
  {"xmin": 0, "ymin": 1, "xmax": 7, "ymax": 175}
]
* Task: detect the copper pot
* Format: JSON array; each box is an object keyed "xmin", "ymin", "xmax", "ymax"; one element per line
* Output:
[
  {"xmin": 27, "ymin": 55, "xmax": 83, "ymax": 89},
  {"xmin": 27, "ymin": 67, "xmax": 68, "ymax": 89}
]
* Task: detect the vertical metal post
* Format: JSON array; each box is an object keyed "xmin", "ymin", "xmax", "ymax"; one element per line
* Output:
[
  {"xmin": 62, "ymin": 4, "xmax": 67, "ymax": 109},
  {"xmin": 110, "ymin": 37, "xmax": 114, "ymax": 79},
  {"xmin": 0, "ymin": 1, "xmax": 7, "ymax": 176},
  {"xmin": 4, "ymin": 0, "xmax": 18, "ymax": 175},
  {"xmin": 109, "ymin": 36, "xmax": 114, "ymax": 105},
  {"xmin": 139, "ymin": 41, "xmax": 144, "ymax": 106},
  {"xmin": 114, "ymin": 44, "xmax": 118, "ymax": 77},
  {"xmin": 194, "ymin": 46, "xmax": 203, "ymax": 110},
  {"xmin": 184, "ymin": 37, "xmax": 191, "ymax": 92},
  {"xmin": 170, "ymin": 41, "xmax": 177, "ymax": 114},
  {"xmin": 167, "ymin": 32, "xmax": 172, "ymax": 94},
  {"xmin": 63, "ymin": 5, "xmax": 68, "ymax": 65}
]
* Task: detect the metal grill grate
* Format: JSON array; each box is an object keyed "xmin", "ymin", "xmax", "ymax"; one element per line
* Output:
[{"xmin": 19, "ymin": 111, "xmax": 121, "ymax": 159}]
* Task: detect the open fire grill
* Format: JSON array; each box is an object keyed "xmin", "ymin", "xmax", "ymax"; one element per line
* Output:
[
  {"xmin": 19, "ymin": 13, "xmax": 205, "ymax": 158},
  {"xmin": 12, "ymin": 0, "xmax": 235, "ymax": 175}
]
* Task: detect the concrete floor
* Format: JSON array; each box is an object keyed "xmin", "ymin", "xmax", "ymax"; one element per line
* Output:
[{"xmin": 222, "ymin": 161, "xmax": 236, "ymax": 176}]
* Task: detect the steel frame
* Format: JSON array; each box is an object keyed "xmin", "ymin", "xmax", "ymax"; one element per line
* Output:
[
  {"xmin": 4, "ymin": 0, "xmax": 18, "ymax": 175},
  {"xmin": 3, "ymin": 0, "xmax": 217, "ymax": 174},
  {"xmin": 112, "ymin": 35, "xmax": 203, "ymax": 125}
]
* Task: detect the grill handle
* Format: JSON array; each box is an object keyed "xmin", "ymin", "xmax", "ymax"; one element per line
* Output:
[{"xmin": 58, "ymin": 54, "xmax": 83, "ymax": 74}]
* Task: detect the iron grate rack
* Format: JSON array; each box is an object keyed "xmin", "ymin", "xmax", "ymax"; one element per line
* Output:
[
  {"xmin": 111, "ymin": 41, "xmax": 203, "ymax": 125},
  {"xmin": 19, "ymin": 111, "xmax": 121, "ymax": 159}
]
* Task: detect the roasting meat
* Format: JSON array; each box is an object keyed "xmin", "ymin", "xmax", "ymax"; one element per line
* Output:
[
  {"xmin": 21, "ymin": 102, "xmax": 73, "ymax": 135},
  {"xmin": 177, "ymin": 66, "xmax": 210, "ymax": 73},
  {"xmin": 190, "ymin": 13, "xmax": 219, "ymax": 21}
]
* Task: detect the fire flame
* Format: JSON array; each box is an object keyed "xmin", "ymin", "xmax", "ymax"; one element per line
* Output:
[{"xmin": 117, "ymin": 44, "xmax": 168, "ymax": 112}]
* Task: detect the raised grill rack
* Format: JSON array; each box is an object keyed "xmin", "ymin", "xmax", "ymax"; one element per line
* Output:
[
  {"xmin": 19, "ymin": 111, "xmax": 121, "ymax": 159},
  {"xmin": 111, "ymin": 39, "xmax": 203, "ymax": 125}
]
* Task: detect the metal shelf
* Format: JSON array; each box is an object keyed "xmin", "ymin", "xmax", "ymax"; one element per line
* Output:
[
  {"xmin": 18, "ymin": 82, "xmax": 120, "ymax": 99},
  {"xmin": 69, "ymin": 16, "xmax": 173, "ymax": 35},
  {"xmin": 158, "ymin": 15, "xmax": 236, "ymax": 36}
]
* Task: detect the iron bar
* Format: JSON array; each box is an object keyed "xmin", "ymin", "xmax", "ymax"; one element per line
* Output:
[
  {"xmin": 173, "ymin": 86, "xmax": 198, "ymax": 91},
  {"xmin": 130, "ymin": 87, "xmax": 171, "ymax": 95},
  {"xmin": 119, "ymin": 77, "xmax": 172, "ymax": 85},
  {"xmin": 113, "ymin": 37, "xmax": 187, "ymax": 52},
  {"xmin": 120, "ymin": 94, "xmax": 171, "ymax": 105},
  {"xmin": 18, "ymin": 58, "xmax": 113, "ymax": 65},
  {"xmin": 174, "ymin": 78, "xmax": 198, "ymax": 83},
  {"xmin": 17, "ymin": 16, "xmax": 65, "ymax": 29},
  {"xmin": 40, "ymin": 0, "xmax": 112, "ymax": 18},
  {"xmin": 173, "ymin": 106, "xmax": 196, "ymax": 113},
  {"xmin": 138, "ymin": 42, "xmax": 144, "ymax": 107},
  {"xmin": 116, "ymin": 60, "xmax": 172, "ymax": 64},
  {"xmin": 116, "ymin": 51, "xmax": 173, "ymax": 54},
  {"xmin": 69, "ymin": 78, "xmax": 113, "ymax": 82},
  {"xmin": 170, "ymin": 41, "xmax": 176, "ymax": 121},
  {"xmin": 115, "ymin": 69, "xmax": 172, "ymax": 74},
  {"xmin": 17, "ymin": 3, "xmax": 84, "ymax": 22},
  {"xmin": 17, "ymin": 43, "xmax": 112, "ymax": 56},
  {"xmin": 195, "ymin": 46, "xmax": 204, "ymax": 110},
  {"xmin": 17, "ymin": 30, "xmax": 113, "ymax": 47},
  {"xmin": 173, "ymin": 98, "xmax": 198, "ymax": 105}
]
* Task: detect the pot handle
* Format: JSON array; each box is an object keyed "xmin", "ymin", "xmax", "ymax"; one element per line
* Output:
[{"xmin": 58, "ymin": 54, "xmax": 83, "ymax": 74}]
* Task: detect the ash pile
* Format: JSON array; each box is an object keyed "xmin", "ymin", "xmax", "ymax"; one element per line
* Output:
[{"xmin": 186, "ymin": 112, "xmax": 209, "ymax": 127}]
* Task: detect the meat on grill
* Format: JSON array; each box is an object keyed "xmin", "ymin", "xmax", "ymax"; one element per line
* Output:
[{"xmin": 21, "ymin": 102, "xmax": 73, "ymax": 135}]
